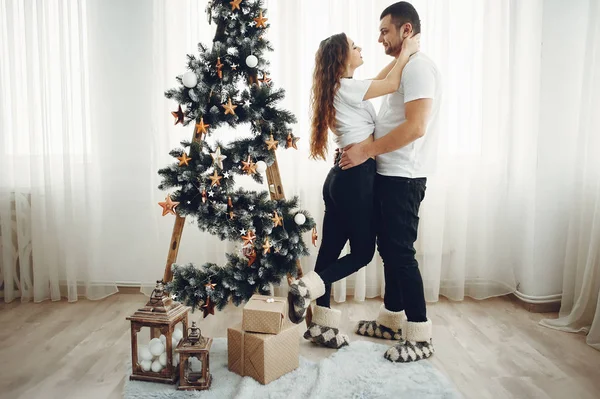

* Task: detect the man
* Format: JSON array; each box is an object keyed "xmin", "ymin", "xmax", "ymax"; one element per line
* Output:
[{"xmin": 339, "ymin": 1, "xmax": 442, "ymax": 363}]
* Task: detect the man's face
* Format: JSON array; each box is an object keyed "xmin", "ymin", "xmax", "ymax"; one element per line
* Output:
[{"xmin": 378, "ymin": 15, "xmax": 408, "ymax": 57}]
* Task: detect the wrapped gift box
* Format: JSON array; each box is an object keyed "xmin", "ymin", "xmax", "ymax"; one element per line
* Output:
[
  {"xmin": 242, "ymin": 294, "xmax": 287, "ymax": 334},
  {"xmin": 227, "ymin": 321, "xmax": 299, "ymax": 384}
]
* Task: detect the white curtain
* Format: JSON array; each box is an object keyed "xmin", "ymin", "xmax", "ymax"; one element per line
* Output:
[
  {"xmin": 0, "ymin": 0, "xmax": 117, "ymax": 302},
  {"xmin": 2, "ymin": 0, "xmax": 596, "ymax": 309},
  {"xmin": 264, "ymin": 0, "xmax": 537, "ymax": 302},
  {"xmin": 540, "ymin": 0, "xmax": 600, "ymax": 351},
  {"xmin": 146, "ymin": 0, "xmax": 538, "ymax": 302}
]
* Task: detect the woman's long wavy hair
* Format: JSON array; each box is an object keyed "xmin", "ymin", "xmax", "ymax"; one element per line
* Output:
[{"xmin": 309, "ymin": 33, "xmax": 349, "ymax": 160}]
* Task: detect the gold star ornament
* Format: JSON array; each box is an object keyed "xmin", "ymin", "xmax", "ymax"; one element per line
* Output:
[
  {"xmin": 222, "ymin": 98, "xmax": 237, "ymax": 116},
  {"xmin": 208, "ymin": 170, "xmax": 222, "ymax": 187},
  {"xmin": 195, "ymin": 117, "xmax": 210, "ymax": 137},
  {"xmin": 262, "ymin": 238, "xmax": 272, "ymax": 255},
  {"xmin": 177, "ymin": 152, "xmax": 191, "ymax": 167},
  {"xmin": 254, "ymin": 10, "xmax": 268, "ymax": 28},
  {"xmin": 241, "ymin": 230, "xmax": 256, "ymax": 247},
  {"xmin": 272, "ymin": 211, "xmax": 283, "ymax": 227},
  {"xmin": 265, "ymin": 134, "xmax": 278, "ymax": 150},
  {"xmin": 216, "ymin": 57, "xmax": 224, "ymax": 79},
  {"xmin": 158, "ymin": 194, "xmax": 180, "ymax": 216},
  {"xmin": 241, "ymin": 155, "xmax": 257, "ymax": 175},
  {"xmin": 230, "ymin": 0, "xmax": 242, "ymax": 11}
]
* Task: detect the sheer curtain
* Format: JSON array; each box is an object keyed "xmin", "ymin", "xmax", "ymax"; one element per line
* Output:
[
  {"xmin": 3, "ymin": 0, "xmax": 595, "ymax": 309},
  {"xmin": 541, "ymin": 0, "xmax": 600, "ymax": 351},
  {"xmin": 0, "ymin": 0, "xmax": 117, "ymax": 302},
  {"xmin": 263, "ymin": 0, "xmax": 537, "ymax": 302},
  {"xmin": 148, "ymin": 0, "xmax": 542, "ymax": 302}
]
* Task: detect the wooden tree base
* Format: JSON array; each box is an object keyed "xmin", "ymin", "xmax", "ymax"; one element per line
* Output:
[{"xmin": 162, "ymin": 126, "xmax": 312, "ymax": 326}]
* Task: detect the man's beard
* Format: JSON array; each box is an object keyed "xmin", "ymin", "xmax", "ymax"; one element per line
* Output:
[{"xmin": 385, "ymin": 43, "xmax": 401, "ymax": 56}]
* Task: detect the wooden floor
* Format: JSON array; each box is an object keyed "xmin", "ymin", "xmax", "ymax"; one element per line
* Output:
[{"xmin": 1, "ymin": 294, "xmax": 599, "ymax": 399}]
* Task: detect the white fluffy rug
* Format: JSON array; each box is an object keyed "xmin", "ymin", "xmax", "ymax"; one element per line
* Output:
[{"xmin": 123, "ymin": 338, "xmax": 461, "ymax": 399}]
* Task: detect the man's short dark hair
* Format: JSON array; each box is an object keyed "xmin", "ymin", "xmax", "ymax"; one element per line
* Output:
[{"xmin": 380, "ymin": 2, "xmax": 421, "ymax": 35}]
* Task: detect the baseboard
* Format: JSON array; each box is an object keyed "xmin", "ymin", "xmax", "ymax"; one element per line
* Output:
[
  {"xmin": 117, "ymin": 286, "xmax": 145, "ymax": 295},
  {"xmin": 115, "ymin": 283, "xmax": 561, "ymax": 315},
  {"xmin": 116, "ymin": 281, "xmax": 157, "ymax": 295},
  {"xmin": 511, "ymin": 290, "xmax": 562, "ymax": 313}
]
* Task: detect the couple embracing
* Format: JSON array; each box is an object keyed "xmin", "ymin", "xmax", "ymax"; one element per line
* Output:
[{"xmin": 288, "ymin": 1, "xmax": 442, "ymax": 364}]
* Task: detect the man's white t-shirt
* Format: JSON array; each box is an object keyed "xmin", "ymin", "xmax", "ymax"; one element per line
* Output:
[
  {"xmin": 374, "ymin": 52, "xmax": 442, "ymax": 178},
  {"xmin": 332, "ymin": 78, "xmax": 376, "ymax": 148}
]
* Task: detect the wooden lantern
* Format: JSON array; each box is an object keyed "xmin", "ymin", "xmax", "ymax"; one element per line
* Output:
[
  {"xmin": 175, "ymin": 321, "xmax": 213, "ymax": 391},
  {"xmin": 126, "ymin": 280, "xmax": 191, "ymax": 384}
]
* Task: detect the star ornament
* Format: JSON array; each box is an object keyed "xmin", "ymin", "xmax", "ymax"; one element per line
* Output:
[
  {"xmin": 241, "ymin": 155, "xmax": 257, "ymax": 175},
  {"xmin": 230, "ymin": 0, "xmax": 242, "ymax": 11},
  {"xmin": 254, "ymin": 10, "xmax": 268, "ymax": 28},
  {"xmin": 259, "ymin": 72, "xmax": 271, "ymax": 85},
  {"xmin": 158, "ymin": 194, "xmax": 180, "ymax": 216},
  {"xmin": 177, "ymin": 152, "xmax": 191, "ymax": 167},
  {"xmin": 244, "ymin": 247, "xmax": 257, "ymax": 266},
  {"xmin": 262, "ymin": 237, "xmax": 272, "ymax": 255},
  {"xmin": 195, "ymin": 117, "xmax": 210, "ymax": 137},
  {"xmin": 171, "ymin": 105, "xmax": 185, "ymax": 125},
  {"xmin": 202, "ymin": 297, "xmax": 216, "ymax": 318},
  {"xmin": 216, "ymin": 57, "xmax": 224, "ymax": 79},
  {"xmin": 208, "ymin": 170, "xmax": 222, "ymax": 187},
  {"xmin": 272, "ymin": 211, "xmax": 283, "ymax": 227},
  {"xmin": 286, "ymin": 132, "xmax": 300, "ymax": 149},
  {"xmin": 222, "ymin": 98, "xmax": 238, "ymax": 116},
  {"xmin": 210, "ymin": 146, "xmax": 227, "ymax": 169},
  {"xmin": 265, "ymin": 134, "xmax": 278, "ymax": 150},
  {"xmin": 241, "ymin": 229, "xmax": 256, "ymax": 247}
]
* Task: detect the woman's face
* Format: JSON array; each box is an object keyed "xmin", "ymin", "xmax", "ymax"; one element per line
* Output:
[{"xmin": 346, "ymin": 37, "xmax": 364, "ymax": 70}]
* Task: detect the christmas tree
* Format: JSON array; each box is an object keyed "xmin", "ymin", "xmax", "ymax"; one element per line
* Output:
[{"xmin": 160, "ymin": 0, "xmax": 316, "ymax": 317}]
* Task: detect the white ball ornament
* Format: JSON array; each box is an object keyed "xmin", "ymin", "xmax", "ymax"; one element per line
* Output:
[
  {"xmin": 294, "ymin": 213, "xmax": 306, "ymax": 225},
  {"xmin": 174, "ymin": 353, "xmax": 180, "ymax": 367},
  {"xmin": 246, "ymin": 54, "xmax": 258, "ymax": 68},
  {"xmin": 173, "ymin": 328, "xmax": 184, "ymax": 342},
  {"xmin": 138, "ymin": 346, "xmax": 153, "ymax": 362},
  {"xmin": 255, "ymin": 160, "xmax": 267, "ymax": 173},
  {"xmin": 172, "ymin": 337, "xmax": 179, "ymax": 349},
  {"xmin": 159, "ymin": 334, "xmax": 166, "ymax": 344},
  {"xmin": 140, "ymin": 359, "xmax": 152, "ymax": 372},
  {"xmin": 151, "ymin": 359, "xmax": 163, "ymax": 373},
  {"xmin": 159, "ymin": 352, "xmax": 167, "ymax": 367},
  {"xmin": 182, "ymin": 72, "xmax": 198, "ymax": 88},
  {"xmin": 149, "ymin": 341, "xmax": 165, "ymax": 357}
]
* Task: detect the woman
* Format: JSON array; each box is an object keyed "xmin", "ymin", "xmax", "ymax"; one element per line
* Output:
[{"xmin": 288, "ymin": 32, "xmax": 420, "ymax": 348}]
